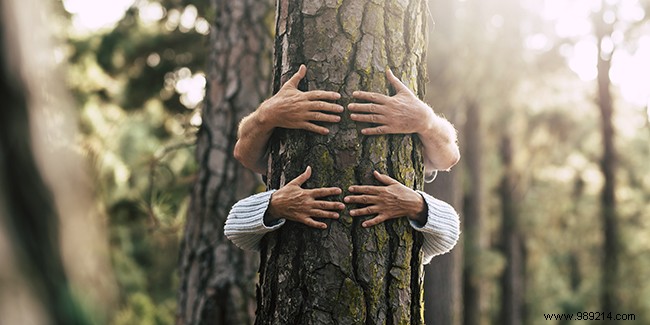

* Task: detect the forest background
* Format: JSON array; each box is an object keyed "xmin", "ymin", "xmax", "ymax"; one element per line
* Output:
[{"xmin": 1, "ymin": 0, "xmax": 650, "ymax": 324}]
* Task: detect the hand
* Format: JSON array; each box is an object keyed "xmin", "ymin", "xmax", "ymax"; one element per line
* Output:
[
  {"xmin": 344, "ymin": 171, "xmax": 426, "ymax": 228},
  {"xmin": 267, "ymin": 166, "xmax": 345, "ymax": 229},
  {"xmin": 348, "ymin": 69, "xmax": 434, "ymax": 135},
  {"xmin": 259, "ymin": 64, "xmax": 343, "ymax": 135}
]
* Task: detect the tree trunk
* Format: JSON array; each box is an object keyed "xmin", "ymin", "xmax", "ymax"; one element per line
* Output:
[
  {"xmin": 176, "ymin": 0, "xmax": 273, "ymax": 324},
  {"xmin": 257, "ymin": 0, "xmax": 428, "ymax": 324},
  {"xmin": 593, "ymin": 4, "xmax": 619, "ymax": 321},
  {"xmin": 497, "ymin": 135, "xmax": 524, "ymax": 325},
  {"xmin": 0, "ymin": 3, "xmax": 90, "ymax": 324},
  {"xmin": 462, "ymin": 99, "xmax": 487, "ymax": 325},
  {"xmin": 424, "ymin": 170, "xmax": 463, "ymax": 325}
]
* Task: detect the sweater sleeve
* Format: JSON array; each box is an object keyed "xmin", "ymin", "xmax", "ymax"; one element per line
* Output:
[
  {"xmin": 409, "ymin": 190, "xmax": 461, "ymax": 264},
  {"xmin": 224, "ymin": 190, "xmax": 285, "ymax": 251}
]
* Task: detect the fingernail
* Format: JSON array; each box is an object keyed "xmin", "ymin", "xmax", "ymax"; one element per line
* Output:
[
  {"xmin": 361, "ymin": 129, "xmax": 368, "ymax": 135},
  {"xmin": 362, "ymin": 222, "xmax": 368, "ymax": 228},
  {"xmin": 344, "ymin": 197, "xmax": 350, "ymax": 203},
  {"xmin": 353, "ymin": 91, "xmax": 359, "ymax": 96}
]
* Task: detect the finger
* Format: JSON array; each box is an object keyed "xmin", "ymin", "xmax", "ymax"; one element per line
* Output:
[
  {"xmin": 306, "ymin": 101, "xmax": 345, "ymax": 113},
  {"xmin": 373, "ymin": 170, "xmax": 398, "ymax": 185},
  {"xmin": 386, "ymin": 69, "xmax": 410, "ymax": 93},
  {"xmin": 349, "ymin": 205, "xmax": 379, "ymax": 217},
  {"xmin": 307, "ymin": 187, "xmax": 343, "ymax": 198},
  {"xmin": 348, "ymin": 103, "xmax": 385, "ymax": 114},
  {"xmin": 352, "ymin": 90, "xmax": 390, "ymax": 104},
  {"xmin": 284, "ymin": 64, "xmax": 307, "ymax": 88},
  {"xmin": 304, "ymin": 90, "xmax": 341, "ymax": 101},
  {"xmin": 348, "ymin": 185, "xmax": 382, "ymax": 195},
  {"xmin": 312, "ymin": 200, "xmax": 345, "ymax": 211},
  {"xmin": 344, "ymin": 195, "xmax": 379, "ymax": 205},
  {"xmin": 360, "ymin": 126, "xmax": 389, "ymax": 135},
  {"xmin": 310, "ymin": 209, "xmax": 340, "ymax": 219},
  {"xmin": 350, "ymin": 113, "xmax": 385, "ymax": 124},
  {"xmin": 362, "ymin": 215, "xmax": 388, "ymax": 228},
  {"xmin": 300, "ymin": 122, "xmax": 330, "ymax": 135},
  {"xmin": 309, "ymin": 112, "xmax": 342, "ymax": 123},
  {"xmin": 302, "ymin": 217, "xmax": 328, "ymax": 229},
  {"xmin": 288, "ymin": 166, "xmax": 311, "ymax": 186}
]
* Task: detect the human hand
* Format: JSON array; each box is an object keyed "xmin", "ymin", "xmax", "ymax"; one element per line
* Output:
[
  {"xmin": 344, "ymin": 171, "xmax": 426, "ymax": 227},
  {"xmin": 267, "ymin": 166, "xmax": 345, "ymax": 229},
  {"xmin": 348, "ymin": 69, "xmax": 434, "ymax": 135},
  {"xmin": 259, "ymin": 64, "xmax": 343, "ymax": 135}
]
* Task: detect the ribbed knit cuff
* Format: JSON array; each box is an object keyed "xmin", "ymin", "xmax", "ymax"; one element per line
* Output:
[
  {"xmin": 411, "ymin": 190, "xmax": 461, "ymax": 264},
  {"xmin": 224, "ymin": 190, "xmax": 285, "ymax": 251}
]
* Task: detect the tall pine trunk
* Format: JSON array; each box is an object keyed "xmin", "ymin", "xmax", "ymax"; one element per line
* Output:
[
  {"xmin": 498, "ymin": 135, "xmax": 524, "ymax": 325},
  {"xmin": 0, "ymin": 2, "xmax": 91, "ymax": 323},
  {"xmin": 257, "ymin": 0, "xmax": 428, "ymax": 323},
  {"xmin": 463, "ymin": 99, "xmax": 487, "ymax": 325},
  {"xmin": 176, "ymin": 0, "xmax": 273, "ymax": 323},
  {"xmin": 593, "ymin": 4, "xmax": 619, "ymax": 321},
  {"xmin": 424, "ymin": 170, "xmax": 463, "ymax": 325}
]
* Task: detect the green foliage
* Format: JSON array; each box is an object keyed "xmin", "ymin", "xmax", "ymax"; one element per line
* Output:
[{"xmin": 63, "ymin": 0, "xmax": 208, "ymax": 322}]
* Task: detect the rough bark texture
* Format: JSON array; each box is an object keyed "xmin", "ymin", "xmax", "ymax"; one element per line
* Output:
[
  {"xmin": 176, "ymin": 1, "xmax": 273, "ymax": 324},
  {"xmin": 593, "ymin": 5, "xmax": 619, "ymax": 322},
  {"xmin": 257, "ymin": 0, "xmax": 428, "ymax": 324},
  {"xmin": 462, "ymin": 100, "xmax": 487, "ymax": 325},
  {"xmin": 498, "ymin": 135, "xmax": 524, "ymax": 325}
]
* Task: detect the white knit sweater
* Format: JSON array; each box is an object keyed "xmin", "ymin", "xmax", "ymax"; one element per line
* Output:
[{"xmin": 224, "ymin": 190, "xmax": 460, "ymax": 264}]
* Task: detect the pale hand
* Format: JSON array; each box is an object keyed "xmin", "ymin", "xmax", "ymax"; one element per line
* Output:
[
  {"xmin": 344, "ymin": 171, "xmax": 426, "ymax": 227},
  {"xmin": 267, "ymin": 166, "xmax": 345, "ymax": 229},
  {"xmin": 259, "ymin": 65, "xmax": 343, "ymax": 135},
  {"xmin": 348, "ymin": 69, "xmax": 433, "ymax": 135}
]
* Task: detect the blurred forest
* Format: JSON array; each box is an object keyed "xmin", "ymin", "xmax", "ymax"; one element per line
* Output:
[{"xmin": 2, "ymin": 0, "xmax": 650, "ymax": 324}]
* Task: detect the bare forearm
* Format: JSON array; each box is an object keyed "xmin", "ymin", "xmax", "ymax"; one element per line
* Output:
[
  {"xmin": 418, "ymin": 109, "xmax": 460, "ymax": 172},
  {"xmin": 233, "ymin": 107, "xmax": 275, "ymax": 174}
]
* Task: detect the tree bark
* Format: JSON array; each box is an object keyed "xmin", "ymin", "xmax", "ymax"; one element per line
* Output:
[
  {"xmin": 257, "ymin": 0, "xmax": 428, "ymax": 324},
  {"xmin": 176, "ymin": 0, "xmax": 273, "ymax": 324}
]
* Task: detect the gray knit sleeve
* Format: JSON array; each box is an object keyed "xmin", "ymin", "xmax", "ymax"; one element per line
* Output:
[
  {"xmin": 225, "ymin": 190, "xmax": 285, "ymax": 251},
  {"xmin": 410, "ymin": 190, "xmax": 461, "ymax": 264}
]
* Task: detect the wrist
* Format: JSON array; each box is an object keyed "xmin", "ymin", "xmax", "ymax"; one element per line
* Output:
[
  {"xmin": 256, "ymin": 100, "xmax": 277, "ymax": 132},
  {"xmin": 407, "ymin": 193, "xmax": 427, "ymax": 225},
  {"xmin": 264, "ymin": 194, "xmax": 281, "ymax": 225},
  {"xmin": 416, "ymin": 103, "xmax": 436, "ymax": 134}
]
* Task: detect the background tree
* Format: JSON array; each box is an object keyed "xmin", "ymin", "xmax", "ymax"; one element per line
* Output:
[
  {"xmin": 257, "ymin": 0, "xmax": 428, "ymax": 323},
  {"xmin": 593, "ymin": 2, "xmax": 619, "ymax": 320},
  {"xmin": 176, "ymin": 0, "xmax": 273, "ymax": 323}
]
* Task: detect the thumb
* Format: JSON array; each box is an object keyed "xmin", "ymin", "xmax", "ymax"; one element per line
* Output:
[
  {"xmin": 374, "ymin": 170, "xmax": 398, "ymax": 185},
  {"xmin": 386, "ymin": 68, "xmax": 410, "ymax": 94},
  {"xmin": 284, "ymin": 64, "xmax": 307, "ymax": 89},
  {"xmin": 288, "ymin": 166, "xmax": 312, "ymax": 186}
]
